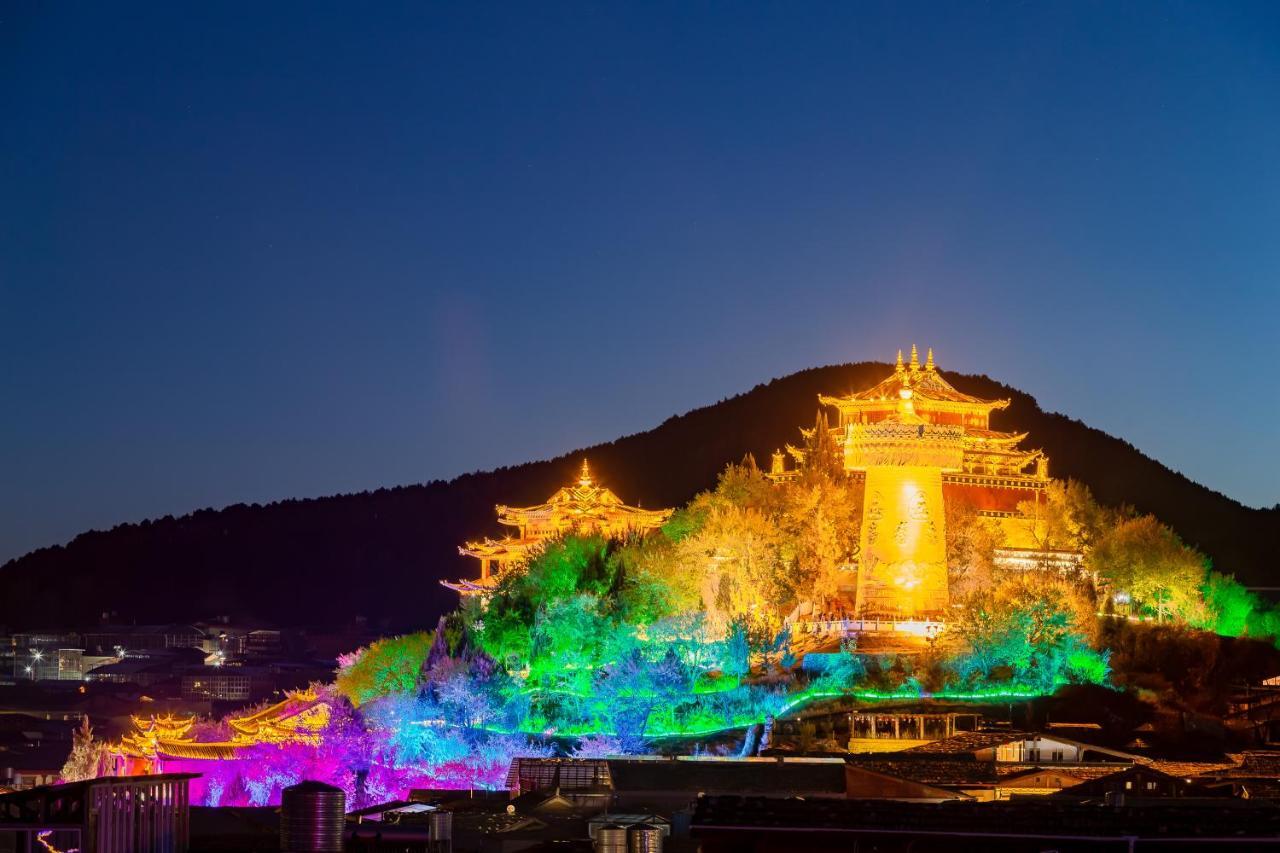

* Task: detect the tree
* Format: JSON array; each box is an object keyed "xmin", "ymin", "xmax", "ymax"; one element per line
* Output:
[
  {"xmin": 60, "ymin": 716, "xmax": 102, "ymax": 782},
  {"xmin": 1017, "ymin": 479, "xmax": 1111, "ymax": 553},
  {"xmin": 950, "ymin": 574, "xmax": 1108, "ymax": 690},
  {"xmin": 335, "ymin": 632, "xmax": 434, "ymax": 706},
  {"xmin": 776, "ymin": 467, "xmax": 862, "ymax": 607},
  {"xmin": 666, "ymin": 459, "xmax": 861, "ymax": 628},
  {"xmin": 800, "ymin": 410, "xmax": 843, "ymax": 478},
  {"xmin": 1087, "ymin": 515, "xmax": 1207, "ymax": 623},
  {"xmin": 675, "ymin": 500, "xmax": 785, "ymax": 629},
  {"xmin": 946, "ymin": 498, "xmax": 1004, "ymax": 600}
]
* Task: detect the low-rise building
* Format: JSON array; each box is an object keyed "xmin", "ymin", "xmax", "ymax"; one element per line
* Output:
[{"xmin": 180, "ymin": 666, "xmax": 272, "ymax": 702}]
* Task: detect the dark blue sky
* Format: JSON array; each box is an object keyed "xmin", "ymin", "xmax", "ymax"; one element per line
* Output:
[{"xmin": 2, "ymin": 2, "xmax": 1278, "ymax": 562}]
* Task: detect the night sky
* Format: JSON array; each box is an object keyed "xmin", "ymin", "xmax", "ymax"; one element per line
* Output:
[{"xmin": 2, "ymin": 2, "xmax": 1278, "ymax": 562}]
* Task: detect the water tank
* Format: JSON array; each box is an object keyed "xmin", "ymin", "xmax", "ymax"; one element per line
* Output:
[
  {"xmin": 627, "ymin": 823, "xmax": 664, "ymax": 853},
  {"xmin": 280, "ymin": 780, "xmax": 346, "ymax": 852},
  {"xmin": 428, "ymin": 809, "xmax": 453, "ymax": 850},
  {"xmin": 595, "ymin": 823, "xmax": 628, "ymax": 853}
]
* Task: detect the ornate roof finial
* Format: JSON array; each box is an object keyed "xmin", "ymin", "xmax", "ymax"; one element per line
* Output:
[
  {"xmin": 895, "ymin": 349, "xmax": 904, "ymax": 373},
  {"xmin": 926, "ymin": 347, "xmax": 935, "ymax": 371},
  {"xmin": 578, "ymin": 459, "xmax": 592, "ymax": 486},
  {"xmin": 909, "ymin": 344, "xmax": 920, "ymax": 370}
]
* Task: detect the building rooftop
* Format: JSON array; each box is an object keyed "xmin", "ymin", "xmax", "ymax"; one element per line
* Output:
[
  {"xmin": 607, "ymin": 757, "xmax": 847, "ymax": 797},
  {"xmin": 692, "ymin": 794, "xmax": 1280, "ymax": 840}
]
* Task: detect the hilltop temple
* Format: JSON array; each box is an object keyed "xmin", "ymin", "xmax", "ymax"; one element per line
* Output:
[
  {"xmin": 445, "ymin": 460, "xmax": 672, "ymax": 595},
  {"xmin": 773, "ymin": 346, "xmax": 1053, "ymax": 618}
]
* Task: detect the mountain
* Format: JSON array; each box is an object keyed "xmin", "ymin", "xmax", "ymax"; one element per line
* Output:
[{"xmin": 3, "ymin": 362, "xmax": 1276, "ymax": 633}]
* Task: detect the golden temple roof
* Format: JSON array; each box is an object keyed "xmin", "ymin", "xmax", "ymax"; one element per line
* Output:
[
  {"xmin": 111, "ymin": 688, "xmax": 331, "ymax": 761},
  {"xmin": 450, "ymin": 459, "xmax": 672, "ymax": 594},
  {"xmin": 766, "ymin": 346, "xmax": 1051, "ymax": 485},
  {"xmin": 820, "ymin": 345, "xmax": 1010, "ymax": 414},
  {"xmin": 495, "ymin": 459, "xmax": 671, "ymax": 530},
  {"xmin": 458, "ymin": 536, "xmax": 539, "ymax": 561}
]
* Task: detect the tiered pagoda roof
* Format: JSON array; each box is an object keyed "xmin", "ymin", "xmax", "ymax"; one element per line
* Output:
[
  {"xmin": 449, "ymin": 460, "xmax": 672, "ymax": 595},
  {"xmin": 819, "ymin": 345, "xmax": 1008, "ymax": 422},
  {"xmin": 813, "ymin": 346, "xmax": 1046, "ymax": 480},
  {"xmin": 494, "ymin": 459, "xmax": 671, "ymax": 537},
  {"xmin": 113, "ymin": 688, "xmax": 331, "ymax": 765}
]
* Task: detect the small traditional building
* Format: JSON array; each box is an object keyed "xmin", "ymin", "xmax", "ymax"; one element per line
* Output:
[
  {"xmin": 104, "ymin": 688, "xmax": 332, "ymax": 777},
  {"xmin": 843, "ymin": 730, "xmax": 1140, "ymax": 802},
  {"xmin": 446, "ymin": 460, "xmax": 672, "ymax": 595},
  {"xmin": 1053, "ymin": 764, "xmax": 1192, "ymax": 800}
]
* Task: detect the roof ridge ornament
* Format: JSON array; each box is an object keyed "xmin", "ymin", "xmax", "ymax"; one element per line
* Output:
[
  {"xmin": 578, "ymin": 458, "xmax": 592, "ymax": 486},
  {"xmin": 909, "ymin": 344, "xmax": 920, "ymax": 371},
  {"xmin": 926, "ymin": 348, "xmax": 935, "ymax": 371},
  {"xmin": 895, "ymin": 349, "xmax": 904, "ymax": 375}
]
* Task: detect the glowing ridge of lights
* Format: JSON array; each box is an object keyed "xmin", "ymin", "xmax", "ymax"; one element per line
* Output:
[{"xmin": 35, "ymin": 830, "xmax": 78, "ymax": 853}]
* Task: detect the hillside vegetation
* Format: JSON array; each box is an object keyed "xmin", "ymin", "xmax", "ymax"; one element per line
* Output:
[{"xmin": 3, "ymin": 362, "xmax": 1275, "ymax": 630}]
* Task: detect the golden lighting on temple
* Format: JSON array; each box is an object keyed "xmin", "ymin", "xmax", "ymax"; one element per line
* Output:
[
  {"xmin": 776, "ymin": 345, "xmax": 1050, "ymax": 618},
  {"xmin": 110, "ymin": 688, "xmax": 331, "ymax": 774},
  {"xmin": 446, "ymin": 459, "xmax": 673, "ymax": 594}
]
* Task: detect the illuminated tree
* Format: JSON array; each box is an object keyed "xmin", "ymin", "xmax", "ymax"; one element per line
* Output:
[
  {"xmin": 676, "ymin": 501, "xmax": 784, "ymax": 628},
  {"xmin": 1087, "ymin": 515, "xmax": 1207, "ymax": 623},
  {"xmin": 335, "ymin": 632, "xmax": 434, "ymax": 706},
  {"xmin": 776, "ymin": 468, "xmax": 862, "ymax": 606},
  {"xmin": 60, "ymin": 716, "xmax": 102, "ymax": 782},
  {"xmin": 800, "ymin": 410, "xmax": 842, "ymax": 478},
  {"xmin": 1199, "ymin": 571, "xmax": 1280, "ymax": 642},
  {"xmin": 1017, "ymin": 479, "xmax": 1112, "ymax": 553},
  {"xmin": 667, "ymin": 461, "xmax": 861, "ymax": 627},
  {"xmin": 946, "ymin": 498, "xmax": 1004, "ymax": 600},
  {"xmin": 950, "ymin": 573, "xmax": 1108, "ymax": 690}
]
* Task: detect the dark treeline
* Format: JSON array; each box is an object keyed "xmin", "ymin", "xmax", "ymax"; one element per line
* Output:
[{"xmin": 2, "ymin": 362, "xmax": 1276, "ymax": 633}]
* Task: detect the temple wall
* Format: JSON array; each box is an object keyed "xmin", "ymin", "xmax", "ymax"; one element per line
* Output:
[
  {"xmin": 856, "ymin": 466, "xmax": 949, "ymax": 616},
  {"xmin": 941, "ymin": 481, "xmax": 1040, "ymax": 514}
]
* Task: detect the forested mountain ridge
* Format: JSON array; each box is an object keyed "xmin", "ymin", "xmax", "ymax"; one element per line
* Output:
[{"xmin": 3, "ymin": 361, "xmax": 1276, "ymax": 632}]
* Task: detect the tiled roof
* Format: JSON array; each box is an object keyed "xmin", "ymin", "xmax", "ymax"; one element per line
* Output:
[
  {"xmin": 505, "ymin": 758, "xmax": 611, "ymax": 792},
  {"xmin": 1140, "ymin": 757, "xmax": 1241, "ymax": 778},
  {"xmin": 997, "ymin": 764, "xmax": 1122, "ymax": 783},
  {"xmin": 897, "ymin": 731, "xmax": 1030, "ymax": 755},
  {"xmin": 848, "ymin": 758, "xmax": 998, "ymax": 786},
  {"xmin": 692, "ymin": 794, "xmax": 1280, "ymax": 838},
  {"xmin": 1237, "ymin": 751, "xmax": 1280, "ymax": 776},
  {"xmin": 848, "ymin": 755, "xmax": 1136, "ymax": 789},
  {"xmin": 607, "ymin": 759, "xmax": 847, "ymax": 795}
]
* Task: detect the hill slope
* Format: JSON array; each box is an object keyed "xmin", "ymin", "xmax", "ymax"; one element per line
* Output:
[{"xmin": 3, "ymin": 362, "xmax": 1276, "ymax": 632}]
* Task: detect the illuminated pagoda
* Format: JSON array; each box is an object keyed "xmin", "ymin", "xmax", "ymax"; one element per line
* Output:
[
  {"xmin": 774, "ymin": 346, "xmax": 1050, "ymax": 618},
  {"xmin": 446, "ymin": 459, "xmax": 672, "ymax": 595}
]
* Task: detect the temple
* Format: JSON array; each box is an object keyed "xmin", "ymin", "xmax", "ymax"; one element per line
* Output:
[
  {"xmin": 445, "ymin": 460, "xmax": 673, "ymax": 595},
  {"xmin": 773, "ymin": 346, "xmax": 1051, "ymax": 617},
  {"xmin": 107, "ymin": 688, "xmax": 332, "ymax": 775}
]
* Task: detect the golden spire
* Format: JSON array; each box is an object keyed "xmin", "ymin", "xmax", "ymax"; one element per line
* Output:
[
  {"xmin": 909, "ymin": 344, "xmax": 920, "ymax": 371},
  {"xmin": 578, "ymin": 458, "xmax": 593, "ymax": 486},
  {"xmin": 895, "ymin": 349, "xmax": 904, "ymax": 374},
  {"xmin": 925, "ymin": 347, "xmax": 935, "ymax": 371}
]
